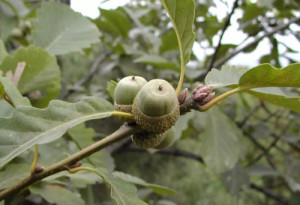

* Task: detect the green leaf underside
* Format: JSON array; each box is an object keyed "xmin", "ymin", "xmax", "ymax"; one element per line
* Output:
[
  {"xmin": 113, "ymin": 171, "xmax": 176, "ymax": 195},
  {"xmin": 205, "ymin": 64, "xmax": 300, "ymax": 113},
  {"xmin": 95, "ymin": 168, "xmax": 147, "ymax": 205},
  {"xmin": 201, "ymin": 107, "xmax": 243, "ymax": 173},
  {"xmin": 240, "ymin": 64, "xmax": 300, "ymax": 113},
  {"xmin": 159, "ymin": 30, "xmax": 179, "ymax": 53},
  {"xmin": 134, "ymin": 55, "xmax": 180, "ymax": 71},
  {"xmin": 205, "ymin": 65, "xmax": 248, "ymax": 88},
  {"xmin": 205, "ymin": 63, "xmax": 300, "ymax": 88},
  {"xmin": 32, "ymin": 1, "xmax": 100, "ymax": 55},
  {"xmin": 0, "ymin": 77, "xmax": 31, "ymax": 107},
  {"xmin": 161, "ymin": 0, "xmax": 196, "ymax": 64},
  {"xmin": 246, "ymin": 90, "xmax": 300, "ymax": 113},
  {"xmin": 29, "ymin": 183, "xmax": 85, "ymax": 205},
  {"xmin": 239, "ymin": 63, "xmax": 300, "ymax": 87},
  {"xmin": 0, "ymin": 97, "xmax": 113, "ymax": 169},
  {"xmin": 0, "ymin": 46, "xmax": 60, "ymax": 107}
]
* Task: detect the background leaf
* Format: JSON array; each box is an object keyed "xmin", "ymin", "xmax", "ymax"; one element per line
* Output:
[
  {"xmin": 161, "ymin": 0, "xmax": 196, "ymax": 64},
  {"xmin": 113, "ymin": 171, "xmax": 176, "ymax": 195},
  {"xmin": 134, "ymin": 55, "xmax": 180, "ymax": 71},
  {"xmin": 0, "ymin": 8, "xmax": 18, "ymax": 41},
  {"xmin": 0, "ymin": 97, "xmax": 113, "ymax": 169},
  {"xmin": 0, "ymin": 77, "xmax": 31, "ymax": 107},
  {"xmin": 0, "ymin": 163, "xmax": 30, "ymax": 190},
  {"xmin": 0, "ymin": 39, "xmax": 7, "ymax": 64},
  {"xmin": 0, "ymin": 46, "xmax": 60, "ymax": 107},
  {"xmin": 32, "ymin": 1, "xmax": 101, "ymax": 55},
  {"xmin": 95, "ymin": 8, "xmax": 131, "ymax": 37},
  {"xmin": 200, "ymin": 107, "xmax": 244, "ymax": 173},
  {"xmin": 29, "ymin": 182, "xmax": 85, "ymax": 205},
  {"xmin": 95, "ymin": 168, "xmax": 147, "ymax": 205},
  {"xmin": 221, "ymin": 163, "xmax": 250, "ymax": 196},
  {"xmin": 68, "ymin": 123, "xmax": 116, "ymax": 172}
]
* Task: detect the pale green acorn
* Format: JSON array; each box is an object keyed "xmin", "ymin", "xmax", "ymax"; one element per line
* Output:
[
  {"xmin": 155, "ymin": 127, "xmax": 175, "ymax": 149},
  {"xmin": 114, "ymin": 76, "xmax": 147, "ymax": 113},
  {"xmin": 132, "ymin": 79, "xmax": 179, "ymax": 134}
]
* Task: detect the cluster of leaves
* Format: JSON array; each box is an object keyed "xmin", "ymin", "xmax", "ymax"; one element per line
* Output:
[{"xmin": 0, "ymin": 0, "xmax": 300, "ymax": 204}]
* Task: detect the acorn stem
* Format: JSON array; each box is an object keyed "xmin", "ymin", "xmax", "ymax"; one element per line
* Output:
[
  {"xmin": 199, "ymin": 86, "xmax": 252, "ymax": 111},
  {"xmin": 30, "ymin": 145, "xmax": 39, "ymax": 175},
  {"xmin": 68, "ymin": 166, "xmax": 96, "ymax": 174},
  {"xmin": 111, "ymin": 111, "xmax": 134, "ymax": 120}
]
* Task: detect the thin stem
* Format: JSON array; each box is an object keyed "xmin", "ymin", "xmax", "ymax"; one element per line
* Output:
[
  {"xmin": 68, "ymin": 166, "xmax": 96, "ymax": 174},
  {"xmin": 0, "ymin": 124, "xmax": 138, "ymax": 200},
  {"xmin": 199, "ymin": 87, "xmax": 249, "ymax": 111},
  {"xmin": 160, "ymin": 1, "xmax": 186, "ymax": 96},
  {"xmin": 176, "ymin": 60, "xmax": 185, "ymax": 96},
  {"xmin": 111, "ymin": 111, "xmax": 134, "ymax": 119},
  {"xmin": 30, "ymin": 145, "xmax": 39, "ymax": 175}
]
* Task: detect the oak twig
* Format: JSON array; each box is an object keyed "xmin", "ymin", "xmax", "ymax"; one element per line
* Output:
[{"xmin": 0, "ymin": 124, "xmax": 138, "ymax": 200}]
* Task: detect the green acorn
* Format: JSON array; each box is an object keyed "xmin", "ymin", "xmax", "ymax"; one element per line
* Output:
[
  {"xmin": 155, "ymin": 127, "xmax": 175, "ymax": 149},
  {"xmin": 132, "ymin": 79, "xmax": 179, "ymax": 134},
  {"xmin": 114, "ymin": 76, "xmax": 147, "ymax": 113},
  {"xmin": 131, "ymin": 131, "xmax": 166, "ymax": 149}
]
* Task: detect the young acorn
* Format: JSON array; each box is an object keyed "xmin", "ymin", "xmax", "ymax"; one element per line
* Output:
[
  {"xmin": 114, "ymin": 76, "xmax": 147, "ymax": 113},
  {"xmin": 155, "ymin": 126, "xmax": 175, "ymax": 149},
  {"xmin": 132, "ymin": 79, "xmax": 180, "ymax": 134},
  {"xmin": 132, "ymin": 127, "xmax": 175, "ymax": 149}
]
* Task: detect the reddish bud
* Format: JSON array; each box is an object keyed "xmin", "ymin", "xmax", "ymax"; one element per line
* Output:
[
  {"xmin": 34, "ymin": 166, "xmax": 44, "ymax": 174},
  {"xmin": 69, "ymin": 162, "xmax": 82, "ymax": 169},
  {"xmin": 200, "ymin": 92, "xmax": 215, "ymax": 105},
  {"xmin": 178, "ymin": 88, "xmax": 188, "ymax": 104},
  {"xmin": 192, "ymin": 85, "xmax": 214, "ymax": 102},
  {"xmin": 192, "ymin": 85, "xmax": 213, "ymax": 95}
]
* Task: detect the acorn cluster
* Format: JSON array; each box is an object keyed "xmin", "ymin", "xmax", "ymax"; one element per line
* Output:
[{"xmin": 113, "ymin": 76, "xmax": 179, "ymax": 149}]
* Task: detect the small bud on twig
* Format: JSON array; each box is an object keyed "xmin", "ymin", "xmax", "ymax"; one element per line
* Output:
[
  {"xmin": 178, "ymin": 88, "xmax": 188, "ymax": 104},
  {"xmin": 69, "ymin": 162, "xmax": 82, "ymax": 169},
  {"xmin": 34, "ymin": 166, "xmax": 44, "ymax": 174},
  {"xmin": 192, "ymin": 85, "xmax": 214, "ymax": 102},
  {"xmin": 200, "ymin": 92, "xmax": 215, "ymax": 105}
]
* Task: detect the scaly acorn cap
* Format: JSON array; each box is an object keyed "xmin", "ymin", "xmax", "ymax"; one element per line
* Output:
[
  {"xmin": 155, "ymin": 127, "xmax": 175, "ymax": 149},
  {"xmin": 131, "ymin": 130, "xmax": 166, "ymax": 149},
  {"xmin": 132, "ymin": 79, "xmax": 179, "ymax": 133},
  {"xmin": 114, "ymin": 76, "xmax": 147, "ymax": 113}
]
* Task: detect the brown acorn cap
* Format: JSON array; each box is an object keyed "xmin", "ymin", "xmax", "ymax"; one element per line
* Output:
[
  {"xmin": 132, "ymin": 79, "xmax": 179, "ymax": 133},
  {"xmin": 114, "ymin": 103, "xmax": 132, "ymax": 113},
  {"xmin": 132, "ymin": 131, "xmax": 166, "ymax": 149}
]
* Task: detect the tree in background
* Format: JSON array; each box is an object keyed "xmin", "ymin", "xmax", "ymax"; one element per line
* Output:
[{"xmin": 0, "ymin": 0, "xmax": 300, "ymax": 204}]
